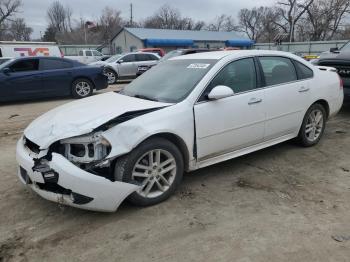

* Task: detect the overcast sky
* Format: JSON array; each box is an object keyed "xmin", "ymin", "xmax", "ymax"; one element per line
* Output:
[{"xmin": 20, "ymin": 0, "xmax": 275, "ymax": 39}]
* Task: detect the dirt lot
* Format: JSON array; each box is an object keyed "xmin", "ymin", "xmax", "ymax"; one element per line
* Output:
[{"xmin": 0, "ymin": 86, "xmax": 350, "ymax": 262}]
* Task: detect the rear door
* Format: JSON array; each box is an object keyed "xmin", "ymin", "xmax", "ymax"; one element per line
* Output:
[
  {"xmin": 259, "ymin": 56, "xmax": 312, "ymax": 140},
  {"xmin": 39, "ymin": 58, "xmax": 73, "ymax": 97},
  {"xmin": 118, "ymin": 54, "xmax": 136, "ymax": 77}
]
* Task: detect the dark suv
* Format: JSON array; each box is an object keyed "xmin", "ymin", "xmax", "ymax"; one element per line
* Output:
[{"xmin": 315, "ymin": 42, "xmax": 350, "ymax": 101}]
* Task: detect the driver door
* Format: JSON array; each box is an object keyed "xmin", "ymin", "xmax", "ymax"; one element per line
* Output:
[
  {"xmin": 194, "ymin": 58, "xmax": 266, "ymax": 160},
  {"xmin": 2, "ymin": 58, "xmax": 43, "ymax": 100}
]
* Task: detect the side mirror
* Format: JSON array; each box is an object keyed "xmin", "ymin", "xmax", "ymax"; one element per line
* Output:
[
  {"xmin": 117, "ymin": 59, "xmax": 124, "ymax": 64},
  {"xmin": 330, "ymin": 47, "xmax": 339, "ymax": 53},
  {"xmin": 207, "ymin": 85, "xmax": 234, "ymax": 100},
  {"xmin": 2, "ymin": 68, "xmax": 11, "ymax": 75}
]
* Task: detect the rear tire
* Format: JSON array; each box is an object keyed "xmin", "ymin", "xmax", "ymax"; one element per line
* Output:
[
  {"xmin": 71, "ymin": 78, "xmax": 93, "ymax": 99},
  {"xmin": 297, "ymin": 103, "xmax": 326, "ymax": 147},
  {"xmin": 114, "ymin": 137, "xmax": 184, "ymax": 206}
]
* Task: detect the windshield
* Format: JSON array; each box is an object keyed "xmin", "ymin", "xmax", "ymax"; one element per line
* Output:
[
  {"xmin": 0, "ymin": 59, "xmax": 13, "ymax": 69},
  {"xmin": 121, "ymin": 59, "xmax": 216, "ymax": 103},
  {"xmin": 105, "ymin": 54, "xmax": 122, "ymax": 63},
  {"xmin": 160, "ymin": 50, "xmax": 183, "ymax": 61},
  {"xmin": 341, "ymin": 41, "xmax": 350, "ymax": 51}
]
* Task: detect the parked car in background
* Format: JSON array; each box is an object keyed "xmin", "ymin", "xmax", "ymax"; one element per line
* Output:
[
  {"xmin": 139, "ymin": 48, "xmax": 166, "ymax": 57},
  {"xmin": 65, "ymin": 50, "xmax": 104, "ymax": 64},
  {"xmin": 0, "ymin": 41, "xmax": 62, "ymax": 58},
  {"xmin": 160, "ymin": 48, "xmax": 220, "ymax": 62},
  {"xmin": 16, "ymin": 50, "xmax": 343, "ymax": 212},
  {"xmin": 136, "ymin": 48, "xmax": 220, "ymax": 75},
  {"xmin": 0, "ymin": 57, "xmax": 108, "ymax": 102},
  {"xmin": 313, "ymin": 41, "xmax": 350, "ymax": 101},
  {"xmin": 100, "ymin": 52, "xmax": 160, "ymax": 84}
]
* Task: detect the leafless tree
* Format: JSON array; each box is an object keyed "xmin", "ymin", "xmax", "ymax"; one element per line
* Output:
[
  {"xmin": 274, "ymin": 0, "xmax": 315, "ymax": 41},
  {"xmin": 303, "ymin": 0, "xmax": 350, "ymax": 40},
  {"xmin": 0, "ymin": 18, "xmax": 32, "ymax": 40},
  {"xmin": 47, "ymin": 1, "xmax": 72, "ymax": 33},
  {"xmin": 143, "ymin": 4, "xmax": 205, "ymax": 30},
  {"xmin": 8, "ymin": 17, "xmax": 32, "ymax": 40},
  {"xmin": 238, "ymin": 7, "xmax": 280, "ymax": 42},
  {"xmin": 207, "ymin": 14, "xmax": 237, "ymax": 31},
  {"xmin": 99, "ymin": 7, "xmax": 124, "ymax": 41},
  {"xmin": 238, "ymin": 8, "xmax": 265, "ymax": 40},
  {"xmin": 0, "ymin": 0, "xmax": 21, "ymax": 25}
]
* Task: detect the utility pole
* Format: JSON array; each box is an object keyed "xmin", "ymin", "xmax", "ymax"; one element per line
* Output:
[{"xmin": 130, "ymin": 3, "xmax": 133, "ymax": 26}]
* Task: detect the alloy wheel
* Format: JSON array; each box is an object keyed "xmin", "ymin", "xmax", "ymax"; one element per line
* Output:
[
  {"xmin": 132, "ymin": 149, "xmax": 177, "ymax": 198},
  {"xmin": 305, "ymin": 109, "xmax": 324, "ymax": 142},
  {"xmin": 75, "ymin": 81, "xmax": 91, "ymax": 97}
]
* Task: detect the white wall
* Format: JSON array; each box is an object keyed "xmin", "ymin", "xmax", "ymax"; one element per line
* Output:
[{"xmin": 112, "ymin": 30, "xmax": 144, "ymax": 54}]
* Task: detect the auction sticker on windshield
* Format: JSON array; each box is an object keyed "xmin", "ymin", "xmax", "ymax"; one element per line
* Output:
[{"xmin": 187, "ymin": 63, "xmax": 211, "ymax": 69}]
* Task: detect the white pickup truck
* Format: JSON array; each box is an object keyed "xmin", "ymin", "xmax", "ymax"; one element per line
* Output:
[{"xmin": 65, "ymin": 50, "xmax": 104, "ymax": 64}]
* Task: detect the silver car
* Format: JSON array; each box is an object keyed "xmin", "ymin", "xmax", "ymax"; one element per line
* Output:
[{"xmin": 92, "ymin": 52, "xmax": 160, "ymax": 84}]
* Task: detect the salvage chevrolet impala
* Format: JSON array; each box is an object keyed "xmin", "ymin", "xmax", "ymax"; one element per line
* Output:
[{"xmin": 16, "ymin": 50, "xmax": 344, "ymax": 212}]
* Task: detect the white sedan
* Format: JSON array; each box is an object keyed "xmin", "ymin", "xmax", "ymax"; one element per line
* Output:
[{"xmin": 16, "ymin": 50, "xmax": 344, "ymax": 212}]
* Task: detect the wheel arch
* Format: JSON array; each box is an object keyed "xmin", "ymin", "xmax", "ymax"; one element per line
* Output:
[
  {"xmin": 104, "ymin": 66, "xmax": 118, "ymax": 76},
  {"xmin": 312, "ymin": 99, "xmax": 330, "ymax": 119},
  {"xmin": 145, "ymin": 132, "xmax": 190, "ymax": 172}
]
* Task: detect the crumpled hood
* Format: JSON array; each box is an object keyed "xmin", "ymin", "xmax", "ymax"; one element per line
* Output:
[{"xmin": 24, "ymin": 92, "xmax": 170, "ymax": 149}]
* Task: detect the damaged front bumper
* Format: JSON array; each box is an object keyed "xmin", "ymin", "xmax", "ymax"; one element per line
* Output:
[{"xmin": 16, "ymin": 137, "xmax": 139, "ymax": 212}]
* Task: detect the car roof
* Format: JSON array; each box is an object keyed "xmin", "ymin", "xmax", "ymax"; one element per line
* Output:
[{"xmin": 170, "ymin": 50, "xmax": 298, "ymax": 61}]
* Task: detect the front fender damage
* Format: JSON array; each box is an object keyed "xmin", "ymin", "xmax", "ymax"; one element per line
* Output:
[
  {"xmin": 48, "ymin": 153, "xmax": 139, "ymax": 212},
  {"xmin": 17, "ymin": 137, "xmax": 139, "ymax": 212}
]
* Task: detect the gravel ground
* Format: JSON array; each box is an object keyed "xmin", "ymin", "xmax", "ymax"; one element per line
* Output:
[{"xmin": 0, "ymin": 86, "xmax": 349, "ymax": 262}]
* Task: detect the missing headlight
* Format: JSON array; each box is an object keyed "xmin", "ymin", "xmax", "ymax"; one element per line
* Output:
[{"xmin": 60, "ymin": 132, "xmax": 111, "ymax": 164}]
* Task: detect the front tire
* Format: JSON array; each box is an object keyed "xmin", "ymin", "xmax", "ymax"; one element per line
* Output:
[
  {"xmin": 104, "ymin": 68, "xmax": 117, "ymax": 84},
  {"xmin": 114, "ymin": 138, "xmax": 184, "ymax": 206},
  {"xmin": 71, "ymin": 78, "xmax": 93, "ymax": 99},
  {"xmin": 298, "ymin": 103, "xmax": 326, "ymax": 147}
]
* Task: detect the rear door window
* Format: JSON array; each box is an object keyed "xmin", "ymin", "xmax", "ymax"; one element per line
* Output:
[
  {"xmin": 40, "ymin": 59, "xmax": 72, "ymax": 70},
  {"xmin": 148, "ymin": 54, "xmax": 159, "ymax": 60},
  {"xmin": 259, "ymin": 57, "xmax": 297, "ymax": 86},
  {"xmin": 136, "ymin": 54, "xmax": 150, "ymax": 61},
  {"xmin": 85, "ymin": 51, "xmax": 93, "ymax": 57},
  {"xmin": 9, "ymin": 59, "xmax": 39, "ymax": 72}
]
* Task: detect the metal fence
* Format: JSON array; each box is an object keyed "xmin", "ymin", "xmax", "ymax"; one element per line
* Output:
[{"xmin": 254, "ymin": 40, "xmax": 348, "ymax": 55}]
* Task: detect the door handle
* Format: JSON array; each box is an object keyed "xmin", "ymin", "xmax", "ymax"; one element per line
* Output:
[
  {"xmin": 298, "ymin": 86, "xmax": 310, "ymax": 93},
  {"xmin": 248, "ymin": 98, "xmax": 262, "ymax": 105}
]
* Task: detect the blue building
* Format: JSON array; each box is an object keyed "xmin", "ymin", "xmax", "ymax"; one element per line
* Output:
[{"xmin": 111, "ymin": 27, "xmax": 254, "ymax": 54}]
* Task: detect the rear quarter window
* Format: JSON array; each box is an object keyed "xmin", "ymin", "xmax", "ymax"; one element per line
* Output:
[{"xmin": 294, "ymin": 61, "xmax": 314, "ymax": 79}]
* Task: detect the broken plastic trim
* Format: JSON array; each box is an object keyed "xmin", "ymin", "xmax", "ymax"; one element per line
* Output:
[{"xmin": 93, "ymin": 107, "xmax": 166, "ymax": 132}]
